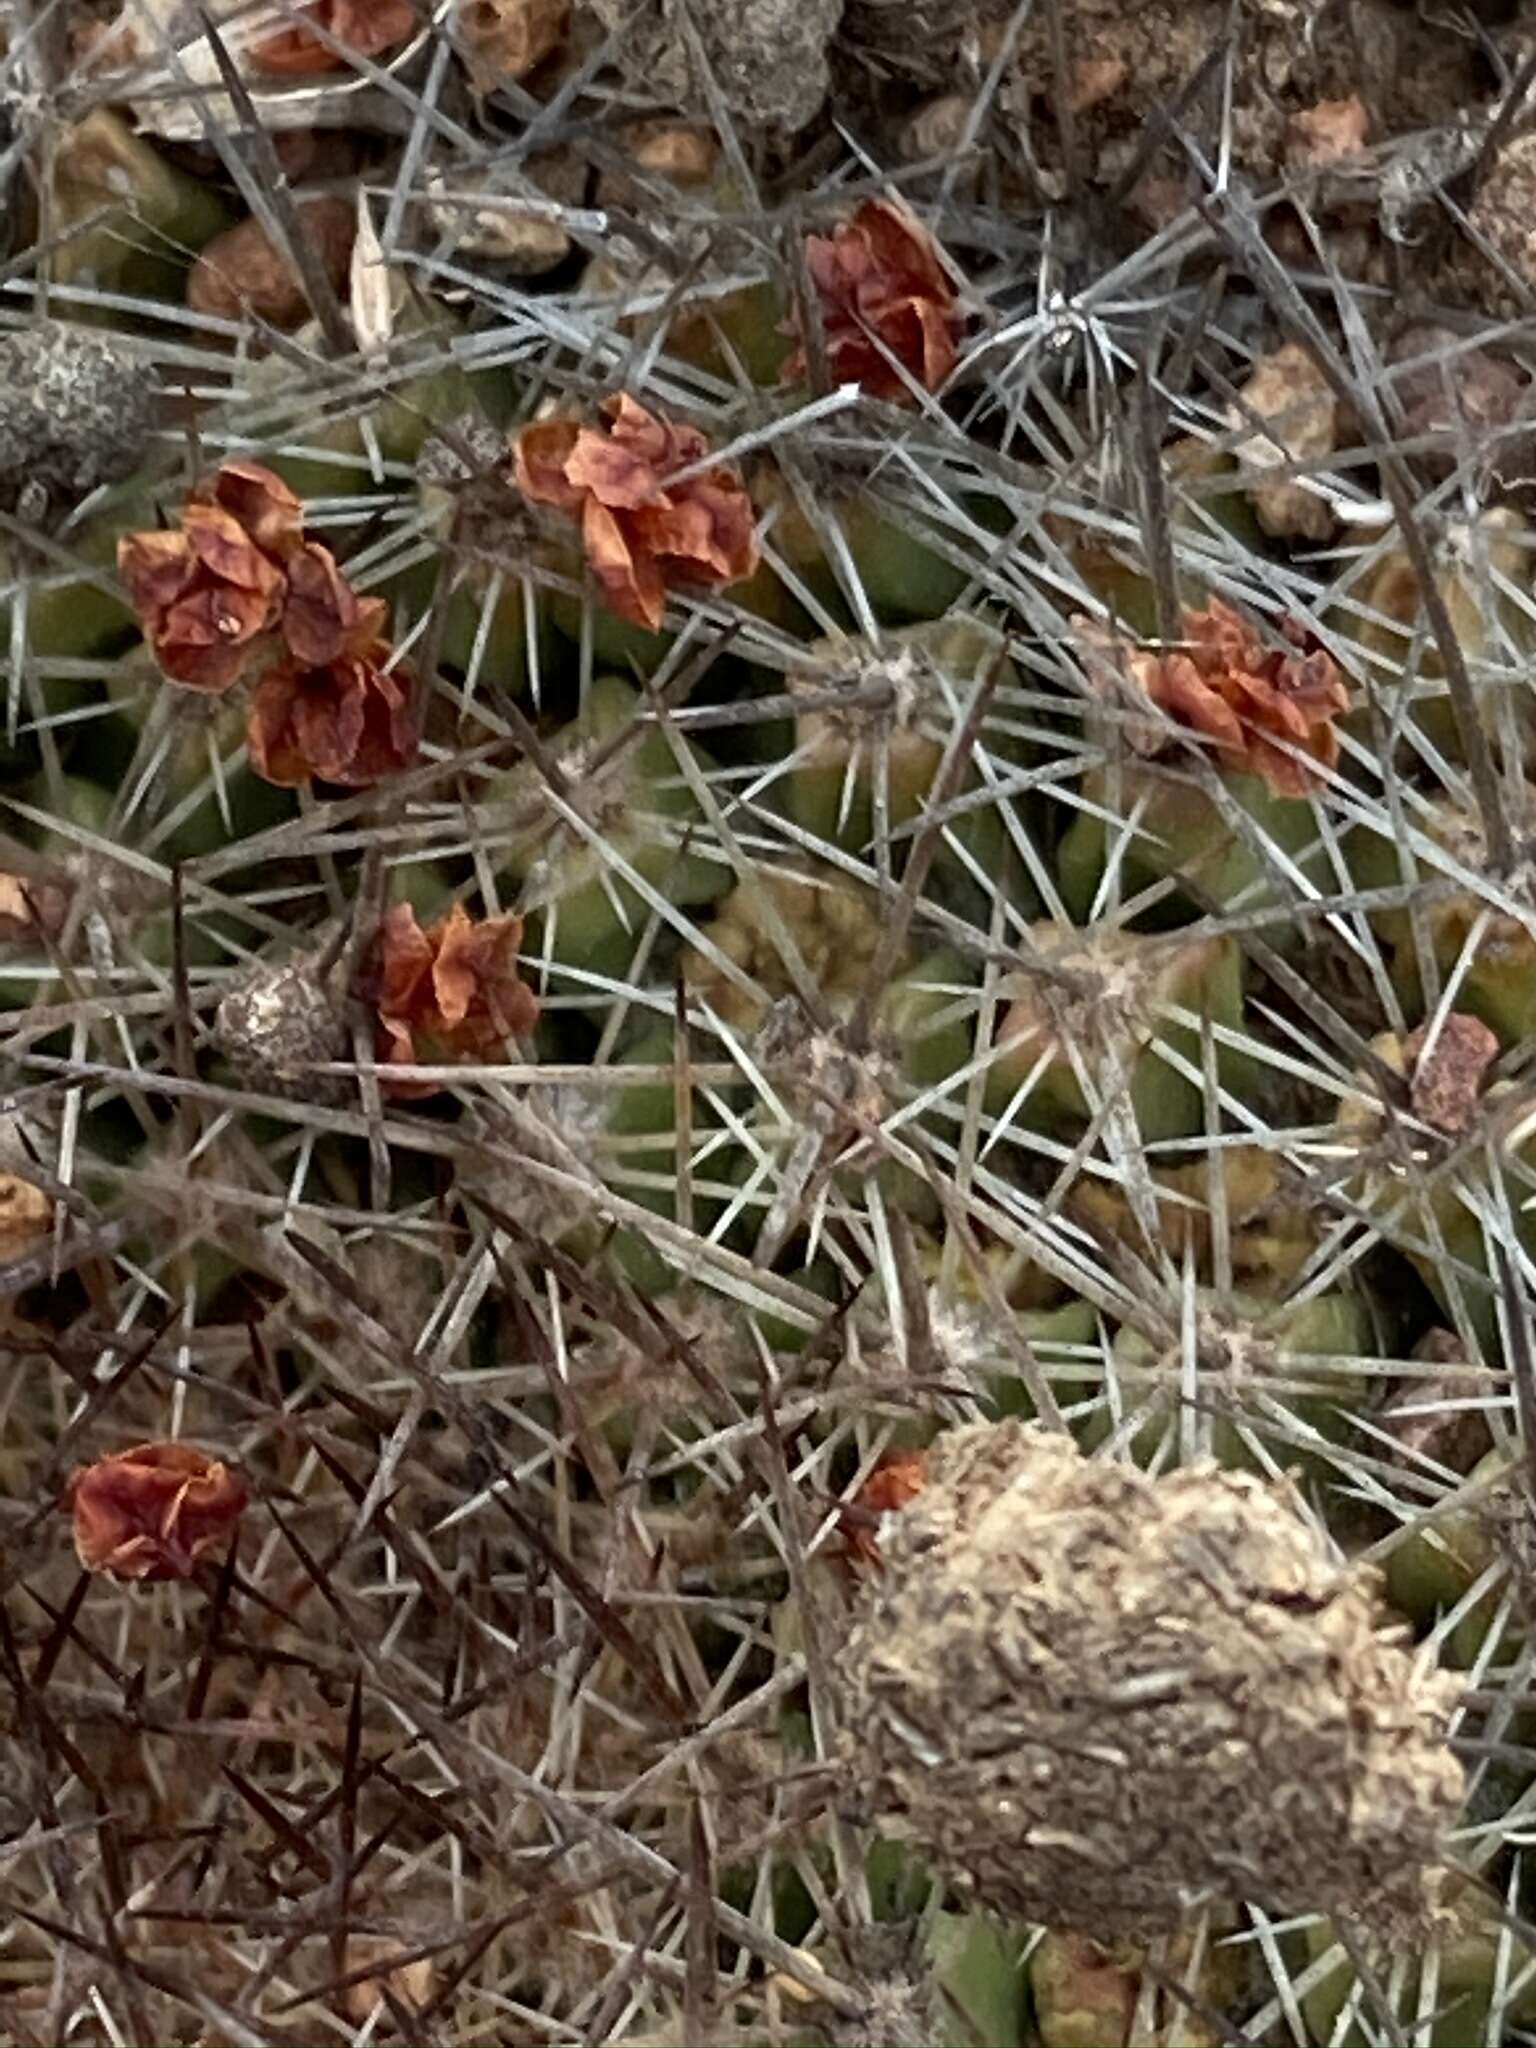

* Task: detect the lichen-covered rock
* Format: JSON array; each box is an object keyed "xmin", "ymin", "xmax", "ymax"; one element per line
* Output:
[
  {"xmin": 586, "ymin": 0, "xmax": 843, "ymax": 132},
  {"xmin": 835, "ymin": 1420, "xmax": 1464, "ymax": 1941},
  {"xmin": 214, "ymin": 951, "xmax": 350, "ymax": 1101},
  {"xmin": 0, "ymin": 322, "xmax": 158, "ymax": 524}
]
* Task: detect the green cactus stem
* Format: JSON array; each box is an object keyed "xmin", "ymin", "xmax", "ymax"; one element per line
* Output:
[
  {"xmin": 1332, "ymin": 505, "xmax": 1536, "ymax": 767},
  {"xmin": 781, "ymin": 613, "xmax": 1032, "ymax": 909},
  {"xmin": 983, "ymin": 925, "xmax": 1249, "ymax": 1145},
  {"xmin": 492, "ymin": 673, "xmax": 730, "ymax": 983},
  {"xmin": 1301, "ymin": 1873, "xmax": 1536, "ymax": 2047},
  {"xmin": 52, "ymin": 111, "xmax": 232, "ymax": 306},
  {"xmin": 1080, "ymin": 1287, "xmax": 1371, "ymax": 1475}
]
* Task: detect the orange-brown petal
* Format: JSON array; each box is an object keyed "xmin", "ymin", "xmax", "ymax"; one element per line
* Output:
[
  {"xmin": 581, "ymin": 495, "xmax": 665, "ymax": 631},
  {"xmin": 514, "ymin": 417, "xmax": 587, "ymax": 514},
  {"xmin": 208, "ymin": 460, "xmax": 305, "ymax": 559},
  {"xmin": 118, "ymin": 527, "xmax": 197, "ymax": 614},
  {"xmin": 181, "ymin": 502, "xmax": 285, "ymax": 598},
  {"xmin": 563, "ymin": 420, "xmax": 671, "ymax": 511},
  {"xmin": 283, "ymin": 541, "xmax": 366, "ymax": 666},
  {"xmin": 68, "ymin": 1440, "xmax": 247, "ymax": 1582},
  {"xmin": 429, "ymin": 903, "xmax": 538, "ymax": 1045}
]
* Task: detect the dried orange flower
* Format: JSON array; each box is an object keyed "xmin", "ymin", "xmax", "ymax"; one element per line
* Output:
[
  {"xmin": 252, "ymin": 0, "xmax": 417, "ymax": 73},
  {"xmin": 1085, "ymin": 599, "xmax": 1350, "ymax": 797},
  {"xmin": 786, "ymin": 197, "xmax": 965, "ymax": 403},
  {"xmin": 839, "ymin": 1447, "xmax": 928, "ymax": 1567},
  {"xmin": 514, "ymin": 393, "xmax": 759, "ymax": 632},
  {"xmin": 117, "ymin": 459, "xmax": 304, "ymax": 691},
  {"xmin": 68, "ymin": 1441, "xmax": 247, "ymax": 1582},
  {"xmin": 247, "ymin": 600, "xmax": 418, "ymax": 788},
  {"xmin": 361, "ymin": 901, "xmax": 540, "ymax": 1091},
  {"xmin": 118, "ymin": 503, "xmax": 286, "ymax": 691}
]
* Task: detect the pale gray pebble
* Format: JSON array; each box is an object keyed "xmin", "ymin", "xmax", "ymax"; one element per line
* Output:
[
  {"xmin": 586, "ymin": 0, "xmax": 844, "ymax": 133},
  {"xmin": 215, "ymin": 953, "xmax": 352, "ymax": 1103},
  {"xmin": 0, "ymin": 321, "xmax": 159, "ymax": 524}
]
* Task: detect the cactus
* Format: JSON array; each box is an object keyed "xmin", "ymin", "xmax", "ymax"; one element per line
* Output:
[{"xmin": 4, "ymin": 27, "xmax": 1535, "ymax": 2048}]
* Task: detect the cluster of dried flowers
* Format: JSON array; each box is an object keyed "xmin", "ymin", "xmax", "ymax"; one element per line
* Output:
[
  {"xmin": 510, "ymin": 202, "xmax": 963, "ymax": 620},
  {"xmin": 117, "ymin": 459, "xmax": 418, "ymax": 787},
  {"xmin": 1080, "ymin": 597, "xmax": 1351, "ymax": 796}
]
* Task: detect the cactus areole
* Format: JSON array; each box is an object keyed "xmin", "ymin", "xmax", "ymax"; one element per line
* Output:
[{"xmin": 835, "ymin": 1421, "xmax": 1464, "ymax": 1940}]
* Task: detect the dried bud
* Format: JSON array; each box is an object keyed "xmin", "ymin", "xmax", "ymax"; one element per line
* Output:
[
  {"xmin": 246, "ymin": 611, "xmax": 419, "ymax": 788},
  {"xmin": 514, "ymin": 393, "xmax": 759, "ymax": 631},
  {"xmin": 786, "ymin": 198, "xmax": 967, "ymax": 403},
  {"xmin": 840, "ymin": 1448, "xmax": 928, "ymax": 1567},
  {"xmin": 251, "ymin": 0, "xmax": 417, "ymax": 73},
  {"xmin": 359, "ymin": 901, "xmax": 540, "ymax": 1093},
  {"xmin": 455, "ymin": 0, "xmax": 567, "ymax": 87},
  {"xmin": 214, "ymin": 952, "xmax": 350, "ymax": 1101},
  {"xmin": 68, "ymin": 1441, "xmax": 248, "ymax": 1582},
  {"xmin": 0, "ymin": 322, "xmax": 158, "ymax": 524},
  {"xmin": 837, "ymin": 1421, "xmax": 1463, "ymax": 1941},
  {"xmin": 1404, "ymin": 1013, "xmax": 1499, "ymax": 1136},
  {"xmin": 1082, "ymin": 600, "xmax": 1349, "ymax": 797},
  {"xmin": 187, "ymin": 196, "xmax": 355, "ymax": 330}
]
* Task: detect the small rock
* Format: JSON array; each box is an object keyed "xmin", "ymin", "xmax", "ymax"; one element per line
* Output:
[
  {"xmin": 586, "ymin": 0, "xmax": 843, "ymax": 133},
  {"xmin": 0, "ymin": 321, "xmax": 158, "ymax": 524},
  {"xmin": 215, "ymin": 952, "xmax": 351, "ymax": 1101},
  {"xmin": 1228, "ymin": 342, "xmax": 1340, "ymax": 544}
]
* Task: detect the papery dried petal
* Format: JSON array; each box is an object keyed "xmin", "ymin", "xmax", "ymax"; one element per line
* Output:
[
  {"xmin": 1105, "ymin": 598, "xmax": 1350, "ymax": 796},
  {"xmin": 206, "ymin": 460, "xmax": 305, "ymax": 560},
  {"xmin": 182, "ymin": 503, "xmax": 285, "ymax": 593},
  {"xmin": 582, "ymin": 493, "xmax": 665, "ymax": 630},
  {"xmin": 247, "ymin": 639, "xmax": 418, "ymax": 789},
  {"xmin": 513, "ymin": 417, "xmax": 586, "ymax": 514},
  {"xmin": 840, "ymin": 1447, "xmax": 928, "ymax": 1567},
  {"xmin": 786, "ymin": 196, "xmax": 966, "ymax": 403},
  {"xmin": 68, "ymin": 1440, "xmax": 247, "ymax": 1582},
  {"xmin": 282, "ymin": 541, "xmax": 375, "ymax": 665},
  {"xmin": 118, "ymin": 527, "xmax": 198, "ymax": 613},
  {"xmin": 360, "ymin": 900, "xmax": 539, "ymax": 1092},
  {"xmin": 514, "ymin": 398, "xmax": 757, "ymax": 629},
  {"xmin": 430, "ymin": 901, "xmax": 541, "ymax": 1047}
]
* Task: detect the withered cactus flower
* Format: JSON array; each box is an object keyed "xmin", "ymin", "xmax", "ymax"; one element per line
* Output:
[
  {"xmin": 1088, "ymin": 598, "xmax": 1350, "ymax": 797},
  {"xmin": 361, "ymin": 900, "xmax": 540, "ymax": 1092},
  {"xmin": 840, "ymin": 1447, "xmax": 928, "ymax": 1567},
  {"xmin": 118, "ymin": 503, "xmax": 287, "ymax": 691},
  {"xmin": 514, "ymin": 392, "xmax": 759, "ymax": 631},
  {"xmin": 117, "ymin": 459, "xmax": 304, "ymax": 690},
  {"xmin": 252, "ymin": 0, "xmax": 418, "ymax": 73},
  {"xmin": 786, "ymin": 196, "xmax": 966, "ymax": 402},
  {"xmin": 247, "ymin": 600, "xmax": 419, "ymax": 788},
  {"xmin": 68, "ymin": 1440, "xmax": 248, "ymax": 1582}
]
